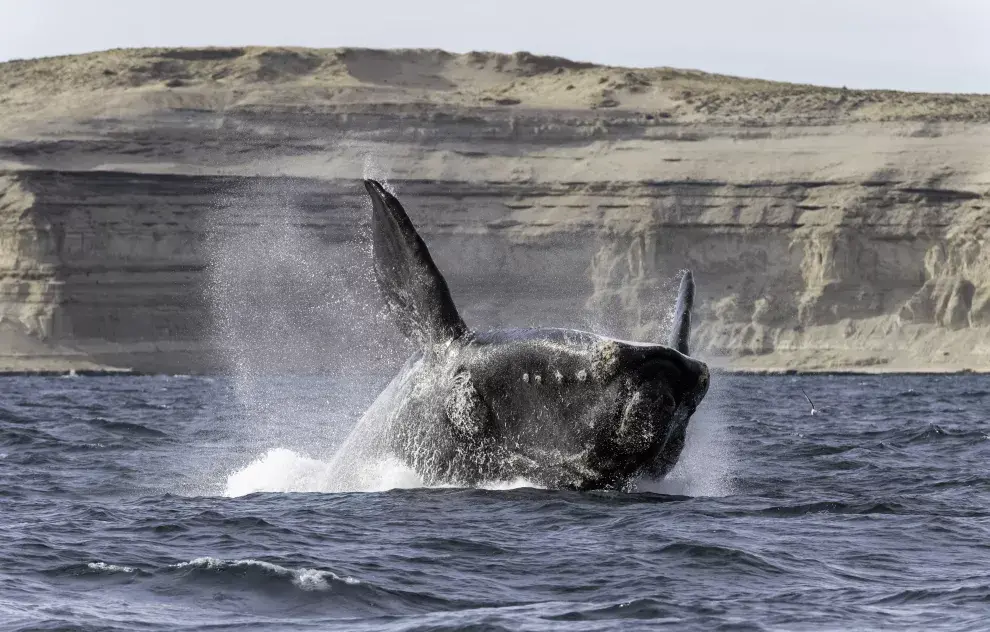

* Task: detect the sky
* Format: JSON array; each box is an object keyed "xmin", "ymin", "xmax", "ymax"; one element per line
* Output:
[{"xmin": 1, "ymin": 0, "xmax": 987, "ymax": 93}]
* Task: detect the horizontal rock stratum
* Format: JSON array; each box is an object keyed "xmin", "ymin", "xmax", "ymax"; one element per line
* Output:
[{"xmin": 0, "ymin": 47, "xmax": 988, "ymax": 373}]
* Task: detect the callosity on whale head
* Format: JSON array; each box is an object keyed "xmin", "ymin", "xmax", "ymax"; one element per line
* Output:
[{"xmin": 360, "ymin": 179, "xmax": 709, "ymax": 490}]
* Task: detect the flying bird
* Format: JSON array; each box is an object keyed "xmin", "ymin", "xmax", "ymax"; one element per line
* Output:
[{"xmin": 800, "ymin": 388, "xmax": 818, "ymax": 415}]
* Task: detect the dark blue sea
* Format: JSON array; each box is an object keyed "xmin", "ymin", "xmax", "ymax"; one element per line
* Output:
[{"xmin": 2, "ymin": 373, "xmax": 988, "ymax": 631}]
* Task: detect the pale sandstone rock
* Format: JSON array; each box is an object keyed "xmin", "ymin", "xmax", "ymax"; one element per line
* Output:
[{"xmin": 0, "ymin": 47, "xmax": 988, "ymax": 373}]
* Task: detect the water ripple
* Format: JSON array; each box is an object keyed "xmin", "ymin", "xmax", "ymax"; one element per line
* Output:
[{"xmin": 1, "ymin": 374, "xmax": 989, "ymax": 631}]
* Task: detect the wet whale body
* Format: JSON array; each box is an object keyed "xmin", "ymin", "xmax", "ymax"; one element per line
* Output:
[{"xmin": 356, "ymin": 180, "xmax": 710, "ymax": 490}]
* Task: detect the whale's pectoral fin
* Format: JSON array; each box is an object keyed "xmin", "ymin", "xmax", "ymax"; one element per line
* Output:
[
  {"xmin": 364, "ymin": 179, "xmax": 468, "ymax": 346},
  {"xmin": 668, "ymin": 270, "xmax": 695, "ymax": 355}
]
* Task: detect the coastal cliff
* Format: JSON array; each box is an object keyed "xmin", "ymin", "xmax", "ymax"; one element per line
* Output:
[{"xmin": 0, "ymin": 47, "xmax": 988, "ymax": 373}]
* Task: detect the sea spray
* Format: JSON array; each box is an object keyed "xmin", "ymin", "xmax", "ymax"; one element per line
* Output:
[
  {"xmin": 223, "ymin": 448, "xmax": 426, "ymax": 496},
  {"xmin": 202, "ymin": 173, "xmax": 404, "ymax": 494}
]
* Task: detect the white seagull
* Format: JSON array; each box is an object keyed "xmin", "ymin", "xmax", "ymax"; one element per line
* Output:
[{"xmin": 800, "ymin": 388, "xmax": 818, "ymax": 415}]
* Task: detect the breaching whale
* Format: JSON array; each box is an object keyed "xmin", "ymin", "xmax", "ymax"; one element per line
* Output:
[{"xmin": 349, "ymin": 180, "xmax": 709, "ymax": 491}]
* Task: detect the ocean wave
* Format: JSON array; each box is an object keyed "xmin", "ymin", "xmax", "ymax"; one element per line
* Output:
[
  {"xmin": 87, "ymin": 561, "xmax": 138, "ymax": 574},
  {"xmin": 756, "ymin": 500, "xmax": 905, "ymax": 516},
  {"xmin": 658, "ymin": 542, "xmax": 790, "ymax": 575},
  {"xmin": 87, "ymin": 418, "xmax": 169, "ymax": 438},
  {"xmin": 869, "ymin": 584, "xmax": 990, "ymax": 606},
  {"xmin": 166, "ymin": 556, "xmax": 486, "ymax": 615},
  {"xmin": 544, "ymin": 597, "xmax": 676, "ymax": 622},
  {"xmin": 895, "ymin": 389, "xmax": 924, "ymax": 398},
  {"xmin": 47, "ymin": 561, "xmax": 146, "ymax": 577},
  {"xmin": 0, "ymin": 427, "xmax": 62, "ymax": 447},
  {"xmin": 855, "ymin": 423, "xmax": 986, "ymax": 447},
  {"xmin": 956, "ymin": 389, "xmax": 990, "ymax": 399},
  {"xmin": 171, "ymin": 557, "xmax": 359, "ymax": 591}
]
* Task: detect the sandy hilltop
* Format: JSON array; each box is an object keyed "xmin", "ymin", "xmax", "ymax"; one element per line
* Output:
[{"xmin": 0, "ymin": 46, "xmax": 989, "ymax": 373}]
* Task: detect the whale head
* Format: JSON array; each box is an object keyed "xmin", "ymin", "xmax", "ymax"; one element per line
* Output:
[{"xmin": 441, "ymin": 328, "xmax": 709, "ymax": 488}]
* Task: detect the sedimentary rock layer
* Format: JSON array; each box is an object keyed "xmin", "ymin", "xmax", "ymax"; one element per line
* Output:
[{"xmin": 0, "ymin": 47, "xmax": 988, "ymax": 372}]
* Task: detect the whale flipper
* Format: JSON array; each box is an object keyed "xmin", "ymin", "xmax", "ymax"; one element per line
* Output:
[
  {"xmin": 364, "ymin": 180, "xmax": 468, "ymax": 346},
  {"xmin": 669, "ymin": 270, "xmax": 694, "ymax": 355}
]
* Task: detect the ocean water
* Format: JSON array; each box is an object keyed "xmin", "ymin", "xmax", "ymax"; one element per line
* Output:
[{"xmin": 1, "ymin": 373, "xmax": 988, "ymax": 631}]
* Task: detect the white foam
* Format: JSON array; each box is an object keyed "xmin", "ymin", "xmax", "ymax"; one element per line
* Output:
[
  {"xmin": 223, "ymin": 448, "xmax": 429, "ymax": 497},
  {"xmin": 87, "ymin": 562, "xmax": 136, "ymax": 573},
  {"xmin": 367, "ymin": 457, "xmax": 429, "ymax": 491},
  {"xmin": 479, "ymin": 477, "xmax": 541, "ymax": 491},
  {"xmin": 173, "ymin": 557, "xmax": 358, "ymax": 590},
  {"xmin": 224, "ymin": 448, "xmax": 333, "ymax": 496},
  {"xmin": 222, "ymin": 446, "xmax": 547, "ymax": 496}
]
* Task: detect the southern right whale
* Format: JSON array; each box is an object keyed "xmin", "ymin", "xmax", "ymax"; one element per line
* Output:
[{"xmin": 339, "ymin": 180, "xmax": 709, "ymax": 491}]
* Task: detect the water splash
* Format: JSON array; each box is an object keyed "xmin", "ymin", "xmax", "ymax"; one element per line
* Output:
[
  {"xmin": 223, "ymin": 447, "xmax": 541, "ymax": 496},
  {"xmin": 203, "ymin": 175, "xmax": 403, "ymax": 494},
  {"xmin": 223, "ymin": 448, "xmax": 420, "ymax": 496},
  {"xmin": 638, "ymin": 376, "xmax": 736, "ymax": 497},
  {"xmin": 361, "ymin": 153, "xmax": 395, "ymax": 190}
]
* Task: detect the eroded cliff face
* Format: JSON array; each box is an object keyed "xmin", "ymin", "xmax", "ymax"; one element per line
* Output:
[{"xmin": 0, "ymin": 47, "xmax": 988, "ymax": 372}]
